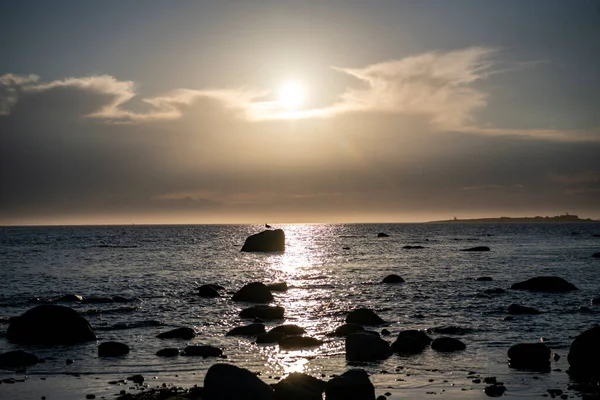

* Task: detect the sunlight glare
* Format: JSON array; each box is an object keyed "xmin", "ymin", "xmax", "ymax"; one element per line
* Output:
[{"xmin": 278, "ymin": 81, "xmax": 305, "ymax": 110}]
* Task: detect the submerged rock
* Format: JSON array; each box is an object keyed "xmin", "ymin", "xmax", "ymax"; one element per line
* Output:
[
  {"xmin": 484, "ymin": 288, "xmax": 506, "ymax": 295},
  {"xmin": 346, "ymin": 308, "xmax": 385, "ymax": 325},
  {"xmin": 325, "ymin": 369, "xmax": 375, "ymax": 400},
  {"xmin": 377, "ymin": 233, "xmax": 389, "ymax": 238},
  {"xmin": 391, "ymin": 330, "xmax": 432, "ymax": 354},
  {"xmin": 232, "ymin": 282, "xmax": 274, "ymax": 303},
  {"xmin": 593, "ymin": 252, "xmax": 600, "ymax": 258},
  {"xmin": 266, "ymin": 282, "xmax": 288, "ymax": 292},
  {"xmin": 510, "ymin": 276, "xmax": 578, "ymax": 292},
  {"xmin": 239, "ymin": 305, "xmax": 284, "ymax": 320},
  {"xmin": 6, "ymin": 305, "xmax": 97, "ymax": 345},
  {"xmin": 507, "ymin": 304, "xmax": 541, "ymax": 315},
  {"xmin": 156, "ymin": 327, "xmax": 196, "ymax": 339},
  {"xmin": 52, "ymin": 294, "xmax": 84, "ymax": 303},
  {"xmin": 431, "ymin": 337, "xmax": 466, "ymax": 352},
  {"xmin": 241, "ymin": 229, "xmax": 285, "ymax": 252},
  {"xmin": 461, "ymin": 246, "xmax": 490, "ymax": 252},
  {"xmin": 156, "ymin": 348, "xmax": 180, "ymax": 357},
  {"xmin": 278, "ymin": 336, "xmax": 323, "ymax": 350},
  {"xmin": 269, "ymin": 324, "xmax": 305, "ymax": 335},
  {"xmin": 476, "ymin": 276, "xmax": 493, "ymax": 281},
  {"xmin": 0, "ymin": 350, "xmax": 39, "ymax": 369},
  {"xmin": 381, "ymin": 274, "xmax": 405, "ymax": 283},
  {"xmin": 197, "ymin": 284, "xmax": 221, "ymax": 298},
  {"xmin": 327, "ymin": 323, "xmax": 365, "ymax": 337},
  {"xmin": 272, "ymin": 372, "xmax": 326, "ymax": 400},
  {"xmin": 568, "ymin": 325, "xmax": 600, "ymax": 377},
  {"xmin": 98, "ymin": 341, "xmax": 130, "ymax": 357},
  {"xmin": 508, "ymin": 343, "xmax": 551, "ymax": 371},
  {"xmin": 403, "ymin": 245, "xmax": 424, "ymax": 249},
  {"xmin": 203, "ymin": 363, "xmax": 275, "ymax": 400},
  {"xmin": 226, "ymin": 323, "xmax": 266, "ymax": 336},
  {"xmin": 346, "ymin": 332, "xmax": 392, "ymax": 361},
  {"xmin": 184, "ymin": 345, "xmax": 223, "ymax": 357},
  {"xmin": 256, "ymin": 331, "xmax": 286, "ymax": 344}
]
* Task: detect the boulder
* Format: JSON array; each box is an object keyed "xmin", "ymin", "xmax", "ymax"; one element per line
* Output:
[
  {"xmin": 593, "ymin": 252, "xmax": 600, "ymax": 258},
  {"xmin": 226, "ymin": 323, "xmax": 266, "ymax": 336},
  {"xmin": 325, "ymin": 369, "xmax": 375, "ymax": 400},
  {"xmin": 232, "ymin": 282, "xmax": 274, "ymax": 303},
  {"xmin": 156, "ymin": 348, "xmax": 180, "ymax": 357},
  {"xmin": 427, "ymin": 326, "xmax": 473, "ymax": 335},
  {"xmin": 52, "ymin": 294, "xmax": 84, "ymax": 302},
  {"xmin": 0, "ymin": 350, "xmax": 39, "ymax": 369},
  {"xmin": 346, "ymin": 308, "xmax": 385, "ymax": 325},
  {"xmin": 568, "ymin": 326, "xmax": 600, "ymax": 377},
  {"xmin": 592, "ymin": 297, "xmax": 600, "ymax": 305},
  {"xmin": 484, "ymin": 385, "xmax": 506, "ymax": 397},
  {"xmin": 381, "ymin": 274, "xmax": 405, "ymax": 283},
  {"xmin": 346, "ymin": 332, "xmax": 392, "ymax": 361},
  {"xmin": 98, "ymin": 341, "xmax": 130, "ymax": 357},
  {"xmin": 461, "ymin": 246, "xmax": 490, "ymax": 252},
  {"xmin": 82, "ymin": 297, "xmax": 114, "ymax": 304},
  {"xmin": 203, "ymin": 363, "xmax": 275, "ymax": 400},
  {"xmin": 507, "ymin": 304, "xmax": 541, "ymax": 315},
  {"xmin": 269, "ymin": 324, "xmax": 306, "ymax": 335},
  {"xmin": 431, "ymin": 337, "xmax": 466, "ymax": 352},
  {"xmin": 278, "ymin": 336, "xmax": 323, "ymax": 350},
  {"xmin": 272, "ymin": 372, "xmax": 326, "ymax": 400},
  {"xmin": 6, "ymin": 305, "xmax": 97, "ymax": 345},
  {"xmin": 127, "ymin": 374, "xmax": 144, "ymax": 385},
  {"xmin": 198, "ymin": 284, "xmax": 221, "ymax": 298},
  {"xmin": 476, "ymin": 277, "xmax": 493, "ymax": 281},
  {"xmin": 508, "ymin": 343, "xmax": 551, "ymax": 371},
  {"xmin": 241, "ymin": 229, "xmax": 285, "ymax": 252},
  {"xmin": 327, "ymin": 323, "xmax": 365, "ymax": 337},
  {"xmin": 391, "ymin": 330, "xmax": 432, "ymax": 354},
  {"xmin": 239, "ymin": 305, "xmax": 284, "ymax": 320},
  {"xmin": 256, "ymin": 331, "xmax": 287, "ymax": 344},
  {"xmin": 510, "ymin": 276, "xmax": 578, "ymax": 292},
  {"xmin": 156, "ymin": 327, "xmax": 196, "ymax": 339},
  {"xmin": 184, "ymin": 345, "xmax": 223, "ymax": 357},
  {"xmin": 266, "ymin": 282, "xmax": 288, "ymax": 292},
  {"xmin": 377, "ymin": 233, "xmax": 389, "ymax": 238}
]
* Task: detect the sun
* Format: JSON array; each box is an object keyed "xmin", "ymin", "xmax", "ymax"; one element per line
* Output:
[{"xmin": 278, "ymin": 81, "xmax": 305, "ymax": 110}]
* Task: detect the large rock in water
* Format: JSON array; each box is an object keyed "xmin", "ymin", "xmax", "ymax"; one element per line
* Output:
[
  {"xmin": 0, "ymin": 350, "xmax": 39, "ymax": 369},
  {"xmin": 431, "ymin": 337, "xmax": 466, "ymax": 352},
  {"xmin": 6, "ymin": 305, "xmax": 97, "ymax": 345},
  {"xmin": 325, "ymin": 369, "xmax": 375, "ymax": 400},
  {"xmin": 391, "ymin": 330, "xmax": 432, "ymax": 354},
  {"xmin": 346, "ymin": 308, "xmax": 385, "ymax": 325},
  {"xmin": 568, "ymin": 326, "xmax": 600, "ymax": 377},
  {"xmin": 510, "ymin": 276, "xmax": 578, "ymax": 292},
  {"xmin": 232, "ymin": 282, "xmax": 274, "ymax": 303},
  {"xmin": 272, "ymin": 372, "xmax": 326, "ymax": 400},
  {"xmin": 98, "ymin": 341, "xmax": 130, "ymax": 357},
  {"xmin": 239, "ymin": 305, "xmax": 284, "ymax": 320},
  {"xmin": 203, "ymin": 363, "xmax": 275, "ymax": 400},
  {"xmin": 241, "ymin": 229, "xmax": 285, "ymax": 252},
  {"xmin": 346, "ymin": 332, "xmax": 392, "ymax": 361},
  {"xmin": 508, "ymin": 343, "xmax": 551, "ymax": 371}
]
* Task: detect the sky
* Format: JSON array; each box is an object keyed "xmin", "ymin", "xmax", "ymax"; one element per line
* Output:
[{"xmin": 1, "ymin": 0, "xmax": 599, "ymax": 225}]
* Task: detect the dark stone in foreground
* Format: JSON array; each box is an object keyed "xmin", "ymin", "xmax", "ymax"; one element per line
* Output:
[
  {"xmin": 377, "ymin": 233, "xmax": 389, "ymax": 238},
  {"xmin": 98, "ymin": 341, "xmax": 130, "ymax": 357},
  {"xmin": 510, "ymin": 276, "xmax": 578, "ymax": 292},
  {"xmin": 241, "ymin": 229, "xmax": 285, "ymax": 252},
  {"xmin": 203, "ymin": 363, "xmax": 275, "ymax": 400},
  {"xmin": 278, "ymin": 336, "xmax": 323, "ymax": 350},
  {"xmin": 156, "ymin": 348, "xmax": 180, "ymax": 357},
  {"xmin": 391, "ymin": 330, "xmax": 432, "ymax": 354},
  {"xmin": 346, "ymin": 332, "xmax": 392, "ymax": 361},
  {"xmin": 593, "ymin": 252, "xmax": 600, "ymax": 258},
  {"xmin": 325, "ymin": 369, "xmax": 375, "ymax": 400},
  {"xmin": 272, "ymin": 372, "xmax": 326, "ymax": 400},
  {"xmin": 156, "ymin": 327, "xmax": 196, "ymax": 339},
  {"xmin": 507, "ymin": 303, "xmax": 541, "ymax": 315},
  {"xmin": 327, "ymin": 323, "xmax": 365, "ymax": 337},
  {"xmin": 6, "ymin": 305, "xmax": 97, "ymax": 345},
  {"xmin": 266, "ymin": 282, "xmax": 288, "ymax": 292},
  {"xmin": 461, "ymin": 246, "xmax": 490, "ymax": 252},
  {"xmin": 508, "ymin": 343, "xmax": 551, "ymax": 371},
  {"xmin": 184, "ymin": 345, "xmax": 222, "ymax": 357},
  {"xmin": 197, "ymin": 284, "xmax": 221, "ymax": 298},
  {"xmin": 127, "ymin": 374, "xmax": 144, "ymax": 385},
  {"xmin": 232, "ymin": 282, "xmax": 274, "ymax": 303},
  {"xmin": 484, "ymin": 385, "xmax": 506, "ymax": 397},
  {"xmin": 226, "ymin": 323, "xmax": 266, "ymax": 336},
  {"xmin": 346, "ymin": 308, "xmax": 385, "ymax": 325},
  {"xmin": 269, "ymin": 324, "xmax": 306, "ymax": 336},
  {"xmin": 381, "ymin": 274, "xmax": 405, "ymax": 283},
  {"xmin": 431, "ymin": 337, "xmax": 466, "ymax": 352},
  {"xmin": 0, "ymin": 350, "xmax": 39, "ymax": 369},
  {"xmin": 568, "ymin": 326, "xmax": 600, "ymax": 377},
  {"xmin": 256, "ymin": 331, "xmax": 286, "ymax": 344},
  {"xmin": 239, "ymin": 305, "xmax": 284, "ymax": 320}
]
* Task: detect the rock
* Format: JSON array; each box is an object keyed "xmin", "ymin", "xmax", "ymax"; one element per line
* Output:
[
  {"xmin": 476, "ymin": 277, "xmax": 493, "ymax": 281},
  {"xmin": 577, "ymin": 306, "xmax": 593, "ymax": 313},
  {"xmin": 568, "ymin": 326, "xmax": 600, "ymax": 377},
  {"xmin": 508, "ymin": 343, "xmax": 551, "ymax": 371},
  {"xmin": 232, "ymin": 282, "xmax": 274, "ymax": 303},
  {"xmin": 241, "ymin": 229, "xmax": 285, "ymax": 252},
  {"xmin": 272, "ymin": 372, "xmax": 326, "ymax": 400},
  {"xmin": 346, "ymin": 308, "xmax": 385, "ymax": 325},
  {"xmin": 507, "ymin": 304, "xmax": 541, "ymax": 315},
  {"xmin": 226, "ymin": 323, "xmax": 266, "ymax": 336},
  {"xmin": 377, "ymin": 233, "xmax": 389, "ymax": 238},
  {"xmin": 156, "ymin": 348, "xmax": 180, "ymax": 357},
  {"xmin": 266, "ymin": 282, "xmax": 288, "ymax": 292},
  {"xmin": 256, "ymin": 331, "xmax": 287, "ymax": 344},
  {"xmin": 112, "ymin": 296, "xmax": 136, "ymax": 303},
  {"xmin": 381, "ymin": 274, "xmax": 405, "ymax": 283},
  {"xmin": 346, "ymin": 332, "xmax": 392, "ymax": 361},
  {"xmin": 278, "ymin": 336, "xmax": 323, "ymax": 350},
  {"xmin": 197, "ymin": 284, "xmax": 221, "ymax": 298},
  {"xmin": 6, "ymin": 305, "xmax": 97, "ymax": 345},
  {"xmin": 592, "ymin": 297, "xmax": 600, "ymax": 305},
  {"xmin": 0, "ymin": 350, "xmax": 39, "ymax": 369},
  {"xmin": 484, "ymin": 385, "xmax": 506, "ymax": 397},
  {"xmin": 391, "ymin": 330, "xmax": 432, "ymax": 354},
  {"xmin": 52, "ymin": 294, "xmax": 84, "ymax": 302},
  {"xmin": 484, "ymin": 288, "xmax": 506, "ymax": 295},
  {"xmin": 403, "ymin": 245, "xmax": 424, "ymax": 249},
  {"xmin": 269, "ymin": 324, "xmax": 306, "ymax": 335},
  {"xmin": 427, "ymin": 326, "xmax": 473, "ymax": 335},
  {"xmin": 127, "ymin": 374, "xmax": 144, "ymax": 384},
  {"xmin": 461, "ymin": 246, "xmax": 490, "ymax": 252},
  {"xmin": 203, "ymin": 363, "xmax": 275, "ymax": 400},
  {"xmin": 325, "ymin": 369, "xmax": 375, "ymax": 400},
  {"xmin": 184, "ymin": 345, "xmax": 223, "ymax": 357},
  {"xmin": 98, "ymin": 341, "xmax": 130, "ymax": 357},
  {"xmin": 510, "ymin": 276, "xmax": 578, "ymax": 292},
  {"xmin": 431, "ymin": 337, "xmax": 466, "ymax": 352},
  {"xmin": 239, "ymin": 305, "xmax": 284, "ymax": 320},
  {"xmin": 593, "ymin": 252, "xmax": 600, "ymax": 258},
  {"xmin": 82, "ymin": 297, "xmax": 114, "ymax": 304},
  {"xmin": 327, "ymin": 323, "xmax": 365, "ymax": 337},
  {"xmin": 381, "ymin": 329, "xmax": 391, "ymax": 336},
  {"xmin": 593, "ymin": 234, "xmax": 600, "ymax": 238},
  {"xmin": 156, "ymin": 327, "xmax": 196, "ymax": 339}
]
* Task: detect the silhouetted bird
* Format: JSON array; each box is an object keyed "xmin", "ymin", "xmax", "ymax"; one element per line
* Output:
[{"xmin": 265, "ymin": 224, "xmax": 271, "ymax": 228}]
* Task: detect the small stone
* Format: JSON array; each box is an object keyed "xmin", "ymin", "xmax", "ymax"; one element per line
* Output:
[{"xmin": 86, "ymin": 395, "xmax": 96, "ymax": 399}]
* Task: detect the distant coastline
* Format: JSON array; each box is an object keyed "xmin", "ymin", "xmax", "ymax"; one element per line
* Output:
[{"xmin": 429, "ymin": 214, "xmax": 600, "ymax": 223}]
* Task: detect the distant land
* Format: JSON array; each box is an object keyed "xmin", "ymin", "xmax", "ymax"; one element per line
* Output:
[{"xmin": 430, "ymin": 214, "xmax": 600, "ymax": 223}]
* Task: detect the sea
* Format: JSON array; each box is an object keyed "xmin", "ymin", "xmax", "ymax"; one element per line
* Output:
[{"xmin": 1, "ymin": 223, "xmax": 599, "ymax": 399}]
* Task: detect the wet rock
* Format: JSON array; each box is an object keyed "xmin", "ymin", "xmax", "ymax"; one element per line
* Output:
[
  {"xmin": 381, "ymin": 329, "xmax": 391, "ymax": 336},
  {"xmin": 197, "ymin": 284, "xmax": 221, "ymax": 298},
  {"xmin": 0, "ymin": 350, "xmax": 39, "ymax": 369},
  {"xmin": 484, "ymin": 385, "xmax": 506, "ymax": 397},
  {"xmin": 510, "ymin": 276, "xmax": 578, "ymax": 292},
  {"xmin": 279, "ymin": 336, "xmax": 323, "ymax": 350},
  {"xmin": 269, "ymin": 324, "xmax": 306, "ymax": 336},
  {"xmin": 256, "ymin": 331, "xmax": 287, "ymax": 344},
  {"xmin": 427, "ymin": 326, "xmax": 473, "ymax": 335},
  {"xmin": 377, "ymin": 233, "xmax": 389, "ymax": 238},
  {"xmin": 391, "ymin": 330, "xmax": 432, "ymax": 354},
  {"xmin": 381, "ymin": 275, "xmax": 405, "ymax": 284},
  {"xmin": 6, "ymin": 305, "xmax": 97, "ymax": 345},
  {"xmin": 461, "ymin": 246, "xmax": 490, "ymax": 252},
  {"xmin": 127, "ymin": 374, "xmax": 144, "ymax": 384},
  {"xmin": 272, "ymin": 372, "xmax": 326, "ymax": 400},
  {"xmin": 346, "ymin": 332, "xmax": 392, "ymax": 361},
  {"xmin": 508, "ymin": 343, "xmax": 550, "ymax": 371},
  {"xmin": 156, "ymin": 348, "xmax": 180, "ymax": 357},
  {"xmin": 476, "ymin": 277, "xmax": 493, "ymax": 281},
  {"xmin": 592, "ymin": 297, "xmax": 600, "ymax": 305},
  {"xmin": 203, "ymin": 363, "xmax": 275, "ymax": 400},
  {"xmin": 241, "ymin": 229, "xmax": 285, "ymax": 252},
  {"xmin": 431, "ymin": 337, "xmax": 466, "ymax": 352},
  {"xmin": 346, "ymin": 308, "xmax": 385, "ymax": 325},
  {"xmin": 577, "ymin": 306, "xmax": 594, "ymax": 313},
  {"xmin": 507, "ymin": 304, "xmax": 541, "ymax": 315},
  {"xmin": 325, "ymin": 369, "xmax": 375, "ymax": 400},
  {"xmin": 82, "ymin": 297, "xmax": 114, "ymax": 304},
  {"xmin": 232, "ymin": 282, "xmax": 274, "ymax": 303},
  {"xmin": 112, "ymin": 296, "xmax": 137, "ymax": 303},
  {"xmin": 52, "ymin": 294, "xmax": 84, "ymax": 302},
  {"xmin": 502, "ymin": 316, "xmax": 514, "ymax": 321},
  {"xmin": 239, "ymin": 305, "xmax": 284, "ymax": 320},
  {"xmin": 226, "ymin": 323, "xmax": 266, "ymax": 336},
  {"xmin": 484, "ymin": 288, "xmax": 506, "ymax": 295},
  {"xmin": 593, "ymin": 252, "xmax": 600, "ymax": 258},
  {"xmin": 593, "ymin": 234, "xmax": 600, "ymax": 238},
  {"xmin": 98, "ymin": 341, "xmax": 130, "ymax": 357},
  {"xmin": 184, "ymin": 345, "xmax": 223, "ymax": 357},
  {"xmin": 327, "ymin": 323, "xmax": 365, "ymax": 337},
  {"xmin": 568, "ymin": 326, "xmax": 600, "ymax": 377},
  {"xmin": 266, "ymin": 282, "xmax": 288, "ymax": 292},
  {"xmin": 156, "ymin": 327, "xmax": 196, "ymax": 340},
  {"xmin": 403, "ymin": 245, "xmax": 424, "ymax": 249}
]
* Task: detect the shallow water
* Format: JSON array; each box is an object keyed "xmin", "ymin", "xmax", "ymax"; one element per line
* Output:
[{"xmin": 1, "ymin": 223, "xmax": 599, "ymax": 399}]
